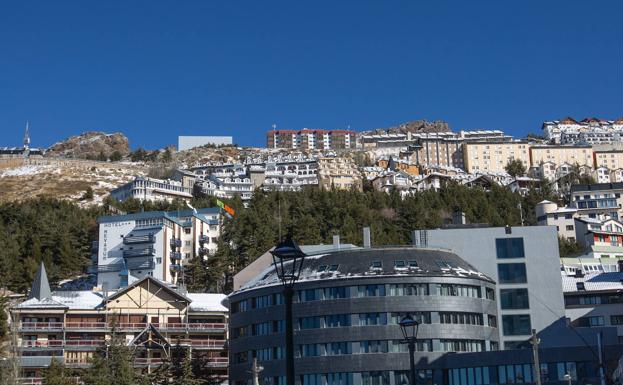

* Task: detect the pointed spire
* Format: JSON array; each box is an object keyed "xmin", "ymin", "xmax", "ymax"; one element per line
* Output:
[
  {"xmin": 23, "ymin": 121, "xmax": 31, "ymax": 149},
  {"xmin": 28, "ymin": 262, "xmax": 52, "ymax": 301}
]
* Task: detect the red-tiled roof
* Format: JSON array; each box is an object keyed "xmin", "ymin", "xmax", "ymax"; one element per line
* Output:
[{"xmin": 559, "ymin": 116, "xmax": 578, "ymax": 124}]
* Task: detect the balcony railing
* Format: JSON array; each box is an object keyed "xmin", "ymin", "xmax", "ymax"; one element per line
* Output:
[
  {"xmin": 123, "ymin": 235, "xmax": 155, "ymax": 245},
  {"xmin": 170, "ymin": 238, "xmax": 182, "ymax": 248},
  {"xmin": 170, "ymin": 251, "xmax": 182, "ymax": 260},
  {"xmin": 20, "ymin": 322, "xmax": 226, "ymax": 332},
  {"xmin": 122, "ymin": 248, "xmax": 155, "ymax": 258},
  {"xmin": 199, "ymin": 234, "xmax": 209, "ymax": 244},
  {"xmin": 20, "ymin": 340, "xmax": 104, "ymax": 348},
  {"xmin": 177, "ymin": 339, "xmax": 226, "ymax": 349},
  {"xmin": 170, "ymin": 264, "xmax": 182, "ymax": 272}
]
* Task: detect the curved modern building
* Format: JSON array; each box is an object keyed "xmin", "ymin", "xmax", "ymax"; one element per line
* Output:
[{"xmin": 228, "ymin": 247, "xmax": 499, "ymax": 385}]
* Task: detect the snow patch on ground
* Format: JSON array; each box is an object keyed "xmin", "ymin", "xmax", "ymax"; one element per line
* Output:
[{"xmin": 1, "ymin": 165, "xmax": 47, "ymax": 177}]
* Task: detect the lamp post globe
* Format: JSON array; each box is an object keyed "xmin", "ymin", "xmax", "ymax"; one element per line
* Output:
[{"xmin": 270, "ymin": 237, "xmax": 307, "ymax": 385}]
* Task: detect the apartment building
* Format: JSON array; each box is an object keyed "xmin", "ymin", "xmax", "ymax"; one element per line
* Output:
[
  {"xmin": 535, "ymin": 200, "xmax": 579, "ymax": 240},
  {"xmin": 94, "ymin": 208, "xmax": 221, "ymax": 290},
  {"xmin": 110, "ymin": 177, "xmax": 193, "ymax": 203},
  {"xmin": 376, "ymin": 157, "xmax": 420, "ymax": 175},
  {"xmin": 261, "ymin": 155, "xmax": 319, "ymax": 191},
  {"xmin": 266, "ymin": 129, "xmax": 355, "ymax": 150},
  {"xmin": 463, "ymin": 141, "xmax": 530, "ymax": 174},
  {"xmin": 562, "ymin": 271, "xmax": 623, "ymax": 343},
  {"xmin": 199, "ymin": 175, "xmax": 254, "ymax": 201},
  {"xmin": 574, "ymin": 217, "xmax": 623, "ymax": 259},
  {"xmin": 529, "ymin": 145, "xmax": 594, "ymax": 180},
  {"xmin": 317, "ymin": 156, "xmax": 363, "ymax": 191},
  {"xmin": 542, "ymin": 117, "xmax": 623, "ymax": 144},
  {"xmin": 418, "ymin": 225, "xmax": 565, "ymax": 350},
  {"xmin": 12, "ymin": 264, "xmax": 228, "ymax": 382},
  {"xmin": 569, "ymin": 183, "xmax": 623, "ymax": 220}
]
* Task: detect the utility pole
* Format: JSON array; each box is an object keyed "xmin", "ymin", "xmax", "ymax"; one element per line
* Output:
[
  {"xmin": 598, "ymin": 332, "xmax": 606, "ymax": 385},
  {"xmin": 531, "ymin": 329, "xmax": 542, "ymax": 385}
]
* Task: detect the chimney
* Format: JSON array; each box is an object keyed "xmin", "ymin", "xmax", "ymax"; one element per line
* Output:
[
  {"xmin": 333, "ymin": 235, "xmax": 341, "ymax": 250},
  {"xmin": 363, "ymin": 227, "xmax": 371, "ymax": 248}
]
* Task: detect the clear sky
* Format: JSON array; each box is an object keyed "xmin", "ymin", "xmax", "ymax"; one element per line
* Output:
[{"xmin": 1, "ymin": 1, "xmax": 622, "ymax": 149}]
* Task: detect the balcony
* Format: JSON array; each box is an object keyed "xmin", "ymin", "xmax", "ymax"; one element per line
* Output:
[
  {"xmin": 19, "ymin": 322, "xmax": 64, "ymax": 331},
  {"xmin": 170, "ymin": 238, "xmax": 182, "ymax": 248},
  {"xmin": 123, "ymin": 248, "xmax": 155, "ymax": 258},
  {"xmin": 123, "ymin": 234, "xmax": 155, "ymax": 245},
  {"xmin": 198, "ymin": 247, "xmax": 209, "ymax": 256},
  {"xmin": 159, "ymin": 322, "xmax": 227, "ymax": 332},
  {"xmin": 19, "ymin": 340, "xmax": 104, "ymax": 349},
  {"xmin": 199, "ymin": 234, "xmax": 209, "ymax": 244},
  {"xmin": 170, "ymin": 251, "xmax": 182, "ymax": 260},
  {"xmin": 170, "ymin": 264, "xmax": 182, "ymax": 272},
  {"xmin": 95, "ymin": 263, "xmax": 124, "ymax": 273},
  {"xmin": 126, "ymin": 260, "xmax": 155, "ymax": 271},
  {"xmin": 177, "ymin": 339, "xmax": 226, "ymax": 349}
]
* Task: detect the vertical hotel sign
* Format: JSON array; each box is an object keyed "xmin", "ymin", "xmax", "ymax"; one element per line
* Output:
[{"xmin": 102, "ymin": 221, "xmax": 133, "ymax": 259}]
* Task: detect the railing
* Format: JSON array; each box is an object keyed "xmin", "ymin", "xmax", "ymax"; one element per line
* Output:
[
  {"xmin": 177, "ymin": 339, "xmax": 226, "ymax": 348},
  {"xmin": 123, "ymin": 235, "xmax": 155, "ymax": 244},
  {"xmin": 19, "ymin": 322, "xmax": 64, "ymax": 331},
  {"xmin": 122, "ymin": 248, "xmax": 155, "ymax": 258},
  {"xmin": 19, "ymin": 322, "xmax": 226, "ymax": 331},
  {"xmin": 170, "ymin": 264, "xmax": 182, "ymax": 272},
  {"xmin": 20, "ymin": 340, "xmax": 104, "ymax": 348},
  {"xmin": 199, "ymin": 234, "xmax": 209, "ymax": 244},
  {"xmin": 170, "ymin": 238, "xmax": 182, "ymax": 248},
  {"xmin": 170, "ymin": 251, "xmax": 182, "ymax": 260}
]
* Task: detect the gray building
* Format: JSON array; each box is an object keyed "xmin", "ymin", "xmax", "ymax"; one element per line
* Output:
[
  {"xmin": 178, "ymin": 135, "xmax": 233, "ymax": 151},
  {"xmin": 228, "ymin": 247, "xmax": 500, "ymax": 385},
  {"xmin": 417, "ymin": 226, "xmax": 565, "ymax": 350}
]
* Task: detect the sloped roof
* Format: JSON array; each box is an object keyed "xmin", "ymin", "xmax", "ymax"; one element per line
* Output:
[
  {"xmin": 187, "ymin": 293, "xmax": 228, "ymax": 312},
  {"xmin": 560, "ymin": 117, "xmax": 579, "ymax": 124},
  {"xmin": 28, "ymin": 263, "xmax": 52, "ymax": 301},
  {"xmin": 562, "ymin": 272, "xmax": 623, "ymax": 293},
  {"xmin": 105, "ymin": 276, "xmax": 191, "ymax": 304}
]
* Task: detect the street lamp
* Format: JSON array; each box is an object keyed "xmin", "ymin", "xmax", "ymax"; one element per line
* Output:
[
  {"xmin": 271, "ymin": 237, "xmax": 306, "ymax": 385},
  {"xmin": 399, "ymin": 314, "xmax": 420, "ymax": 385}
]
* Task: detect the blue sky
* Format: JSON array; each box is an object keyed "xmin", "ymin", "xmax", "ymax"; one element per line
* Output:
[{"xmin": 1, "ymin": 1, "xmax": 622, "ymax": 149}]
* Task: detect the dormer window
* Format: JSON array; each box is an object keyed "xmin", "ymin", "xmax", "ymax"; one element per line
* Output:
[
  {"xmin": 370, "ymin": 261, "xmax": 382, "ymax": 269},
  {"xmin": 576, "ymin": 282, "xmax": 586, "ymax": 291},
  {"xmin": 317, "ymin": 265, "xmax": 328, "ymax": 273},
  {"xmin": 394, "ymin": 260, "xmax": 406, "ymax": 268},
  {"xmin": 329, "ymin": 264, "xmax": 339, "ymax": 272},
  {"xmin": 408, "ymin": 260, "xmax": 419, "ymax": 268}
]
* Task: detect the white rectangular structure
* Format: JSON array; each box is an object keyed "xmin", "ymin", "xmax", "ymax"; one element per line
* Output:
[{"xmin": 178, "ymin": 136, "xmax": 233, "ymax": 151}]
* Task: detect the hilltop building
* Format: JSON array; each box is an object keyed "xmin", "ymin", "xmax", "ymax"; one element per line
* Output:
[
  {"xmin": 110, "ymin": 176, "xmax": 193, "ymax": 203},
  {"xmin": 178, "ymin": 136, "xmax": 233, "ymax": 151},
  {"xmin": 317, "ymin": 156, "xmax": 362, "ymax": 191},
  {"xmin": 11, "ymin": 264, "xmax": 228, "ymax": 382},
  {"xmin": 463, "ymin": 141, "xmax": 530, "ymax": 174},
  {"xmin": 93, "ymin": 208, "xmax": 221, "ymax": 290},
  {"xmin": 542, "ymin": 117, "xmax": 623, "ymax": 145},
  {"xmin": 0, "ymin": 122, "xmax": 45, "ymax": 158},
  {"xmin": 267, "ymin": 129, "xmax": 356, "ymax": 150}
]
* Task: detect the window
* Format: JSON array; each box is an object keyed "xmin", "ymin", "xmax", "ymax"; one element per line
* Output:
[
  {"xmin": 576, "ymin": 282, "xmax": 586, "ymax": 291},
  {"xmin": 498, "ymin": 263, "xmax": 527, "ymax": 283},
  {"xmin": 329, "ymin": 264, "xmax": 339, "ymax": 271},
  {"xmin": 496, "ymin": 238, "xmax": 525, "ymax": 259},
  {"xmin": 359, "ymin": 313, "xmax": 387, "ymax": 326},
  {"xmin": 394, "ymin": 260, "xmax": 406, "ymax": 268},
  {"xmin": 488, "ymin": 315, "xmax": 497, "ymax": 328},
  {"xmin": 325, "ymin": 314, "xmax": 351, "ymax": 328},
  {"xmin": 370, "ymin": 261, "xmax": 382, "ymax": 269},
  {"xmin": 325, "ymin": 286, "xmax": 349, "ymax": 299},
  {"xmin": 611, "ymin": 315, "xmax": 623, "ymax": 325},
  {"xmin": 440, "ymin": 339, "xmax": 484, "ymax": 352},
  {"xmin": 486, "ymin": 288, "xmax": 495, "ymax": 300},
  {"xmin": 576, "ymin": 316, "xmax": 604, "ymax": 327},
  {"xmin": 439, "ymin": 312, "xmax": 483, "ymax": 325},
  {"xmin": 317, "ymin": 265, "xmax": 328, "ymax": 273},
  {"xmin": 408, "ymin": 260, "xmax": 419, "ymax": 268},
  {"xmin": 389, "ymin": 312, "xmax": 431, "ymax": 325},
  {"xmin": 358, "ymin": 285, "xmax": 385, "ymax": 297},
  {"xmin": 184, "ymin": 228, "xmax": 191, "ymax": 234},
  {"xmin": 436, "ymin": 284, "xmax": 481, "ymax": 298},
  {"xmin": 565, "ymin": 214, "xmax": 573, "ymax": 219},
  {"xmin": 298, "ymin": 317, "xmax": 321, "ymax": 329},
  {"xmin": 388, "ymin": 283, "xmax": 428, "ymax": 296},
  {"xmin": 502, "ymin": 315, "xmax": 532, "ymax": 336},
  {"xmin": 500, "ymin": 289, "xmax": 530, "ymax": 309},
  {"xmin": 566, "ymin": 225, "xmax": 574, "ymax": 231},
  {"xmin": 360, "ymin": 340, "xmax": 388, "ymax": 354}
]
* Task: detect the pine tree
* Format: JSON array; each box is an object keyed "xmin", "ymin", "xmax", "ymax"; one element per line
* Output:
[
  {"xmin": 43, "ymin": 358, "xmax": 75, "ymax": 385},
  {"xmin": 83, "ymin": 332, "xmax": 137, "ymax": 385}
]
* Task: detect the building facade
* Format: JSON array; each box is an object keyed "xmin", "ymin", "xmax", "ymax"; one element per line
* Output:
[
  {"xmin": 110, "ymin": 177, "xmax": 193, "ymax": 203},
  {"xmin": 463, "ymin": 142, "xmax": 530, "ymax": 174},
  {"xmin": 228, "ymin": 247, "xmax": 499, "ymax": 385},
  {"xmin": 12, "ymin": 265, "xmax": 228, "ymax": 383},
  {"xmin": 542, "ymin": 117, "xmax": 623, "ymax": 145},
  {"xmin": 267, "ymin": 129, "xmax": 356, "ymax": 150},
  {"xmin": 569, "ymin": 183, "xmax": 623, "ymax": 220},
  {"xmin": 317, "ymin": 157, "xmax": 362, "ymax": 191},
  {"xmin": 418, "ymin": 225, "xmax": 565, "ymax": 350},
  {"xmin": 94, "ymin": 208, "xmax": 221, "ymax": 290},
  {"xmin": 535, "ymin": 200, "xmax": 578, "ymax": 240}
]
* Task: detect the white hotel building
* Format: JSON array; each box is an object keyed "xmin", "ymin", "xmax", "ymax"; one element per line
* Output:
[
  {"xmin": 93, "ymin": 208, "xmax": 221, "ymax": 290},
  {"xmin": 110, "ymin": 176, "xmax": 193, "ymax": 203}
]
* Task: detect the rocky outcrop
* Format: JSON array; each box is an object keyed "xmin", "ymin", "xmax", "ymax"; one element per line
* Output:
[
  {"xmin": 364, "ymin": 119, "xmax": 452, "ymax": 135},
  {"xmin": 46, "ymin": 132, "xmax": 130, "ymax": 159}
]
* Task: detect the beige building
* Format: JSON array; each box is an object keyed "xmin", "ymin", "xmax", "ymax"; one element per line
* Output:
[
  {"xmin": 530, "ymin": 145, "xmax": 593, "ymax": 169},
  {"xmin": 463, "ymin": 141, "xmax": 530, "ymax": 174},
  {"xmin": 594, "ymin": 150, "xmax": 623, "ymax": 172},
  {"xmin": 317, "ymin": 156, "xmax": 363, "ymax": 191},
  {"xmin": 12, "ymin": 264, "xmax": 228, "ymax": 383}
]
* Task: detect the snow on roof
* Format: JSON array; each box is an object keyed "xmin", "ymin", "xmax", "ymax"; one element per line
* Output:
[
  {"xmin": 52, "ymin": 291, "xmax": 105, "ymax": 309},
  {"xmin": 187, "ymin": 293, "xmax": 228, "ymax": 312},
  {"xmin": 562, "ymin": 272, "xmax": 623, "ymax": 293}
]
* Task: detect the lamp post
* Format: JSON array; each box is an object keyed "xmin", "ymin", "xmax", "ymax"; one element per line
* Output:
[
  {"xmin": 271, "ymin": 237, "xmax": 306, "ymax": 385},
  {"xmin": 399, "ymin": 314, "xmax": 420, "ymax": 385}
]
